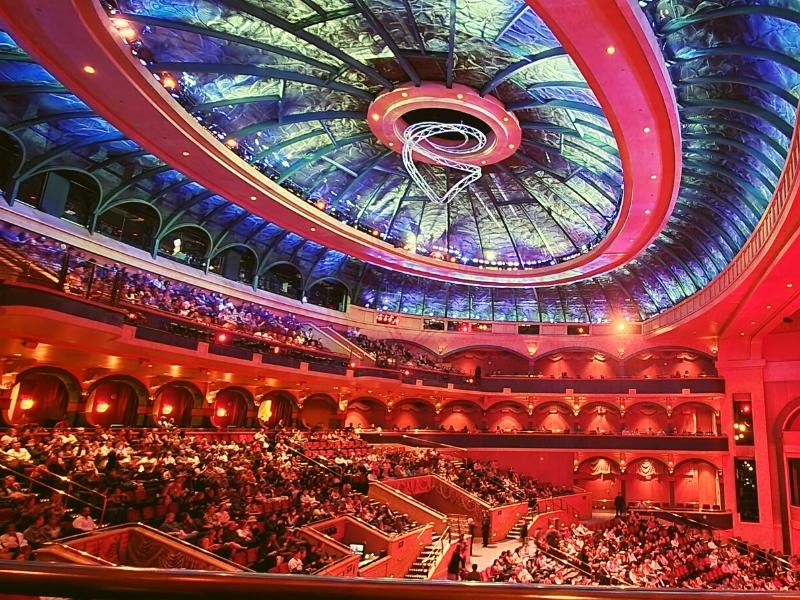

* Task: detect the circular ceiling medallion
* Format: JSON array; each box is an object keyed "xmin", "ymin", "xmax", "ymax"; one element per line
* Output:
[{"xmin": 367, "ymin": 81, "xmax": 521, "ymax": 167}]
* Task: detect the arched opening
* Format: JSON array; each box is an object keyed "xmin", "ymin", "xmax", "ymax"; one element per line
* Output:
[
  {"xmin": 624, "ymin": 347, "xmax": 718, "ymax": 378},
  {"xmin": 439, "ymin": 400, "xmax": 482, "ymax": 432},
  {"xmin": 0, "ymin": 130, "xmax": 23, "ymax": 188},
  {"xmin": 444, "ymin": 347, "xmax": 531, "ymax": 377},
  {"xmin": 388, "ymin": 398, "xmax": 435, "ymax": 431},
  {"xmin": 210, "ymin": 245, "xmax": 257, "ymax": 285},
  {"xmin": 345, "ymin": 397, "xmax": 386, "ymax": 430},
  {"xmin": 531, "ymin": 401, "xmax": 572, "ymax": 433},
  {"xmin": 96, "ymin": 202, "xmax": 160, "ymax": 251},
  {"xmin": 4, "ymin": 368, "xmax": 77, "ymax": 426},
  {"xmin": 779, "ymin": 403, "xmax": 800, "ymax": 553},
  {"xmin": 575, "ymin": 457, "xmax": 621, "ymax": 510},
  {"xmin": 306, "ymin": 278, "xmax": 349, "ymax": 312},
  {"xmin": 577, "ymin": 402, "xmax": 621, "ymax": 434},
  {"xmin": 157, "ymin": 226, "xmax": 210, "ymax": 269},
  {"xmin": 674, "ymin": 459, "xmax": 721, "ymax": 510},
  {"xmin": 672, "ymin": 402, "xmax": 718, "ymax": 435},
  {"xmin": 211, "ymin": 387, "xmax": 252, "ymax": 428},
  {"xmin": 17, "ymin": 169, "xmax": 101, "ymax": 227},
  {"xmin": 259, "ymin": 263, "xmax": 303, "ymax": 300},
  {"xmin": 85, "ymin": 376, "xmax": 148, "ymax": 428},
  {"xmin": 486, "ymin": 401, "xmax": 526, "ymax": 432},
  {"xmin": 531, "ymin": 349, "xmax": 619, "ymax": 379},
  {"xmin": 153, "ymin": 381, "xmax": 203, "ymax": 427},
  {"xmin": 301, "ymin": 394, "xmax": 338, "ymax": 430},
  {"xmin": 258, "ymin": 390, "xmax": 298, "ymax": 428},
  {"xmin": 623, "ymin": 402, "xmax": 669, "ymax": 434},
  {"xmin": 625, "ymin": 457, "xmax": 670, "ymax": 507}
]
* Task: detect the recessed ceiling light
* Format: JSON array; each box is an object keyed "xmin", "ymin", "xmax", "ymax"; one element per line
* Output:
[
  {"xmin": 644, "ymin": 209, "xmax": 651, "ymax": 215},
  {"xmin": 181, "ymin": 151, "xmax": 190, "ymax": 157},
  {"xmin": 766, "ymin": 304, "xmax": 772, "ymax": 309},
  {"xmin": 606, "ymin": 46, "xmax": 616, "ymax": 55},
  {"xmin": 371, "ymin": 113, "xmax": 380, "ymax": 121},
  {"xmin": 643, "ymin": 127, "xmax": 651, "ymax": 134},
  {"xmin": 788, "ymin": 283, "xmax": 794, "ymax": 288},
  {"xmin": 83, "ymin": 65, "xmax": 96, "ymax": 74},
  {"xmin": 310, "ymin": 227, "xmax": 316, "ymax": 232},
  {"xmin": 650, "ymin": 175, "xmax": 657, "ymax": 180},
  {"xmin": 249, "ymin": 195, "xmax": 257, "ymax": 201},
  {"xmin": 401, "ymin": 92, "xmax": 409, "ymax": 98},
  {"xmin": 456, "ymin": 93, "xmax": 464, "ymax": 100},
  {"xmin": 508, "ymin": 143, "xmax": 516, "ymax": 149},
  {"xmin": 502, "ymin": 117, "xmax": 509, "ymax": 122}
]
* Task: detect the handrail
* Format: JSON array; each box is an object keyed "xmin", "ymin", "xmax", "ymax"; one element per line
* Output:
[
  {"xmin": 11, "ymin": 560, "xmax": 799, "ymax": 600},
  {"xmin": 281, "ymin": 439, "xmax": 343, "ymax": 477},
  {"xmin": 424, "ymin": 525, "xmax": 451, "ymax": 579},
  {"xmin": 370, "ymin": 480, "xmax": 448, "ymax": 522},
  {"xmin": 53, "ymin": 522, "xmax": 249, "ymax": 572},
  {"xmin": 0, "ymin": 460, "xmax": 105, "ymax": 518},
  {"xmin": 530, "ymin": 538, "xmax": 631, "ymax": 588},
  {"xmin": 642, "ymin": 509, "xmax": 800, "ymax": 576},
  {"xmin": 400, "ymin": 434, "xmax": 468, "ymax": 454}
]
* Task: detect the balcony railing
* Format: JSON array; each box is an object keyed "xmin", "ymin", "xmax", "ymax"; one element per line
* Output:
[{"xmin": 1, "ymin": 560, "xmax": 797, "ymax": 600}]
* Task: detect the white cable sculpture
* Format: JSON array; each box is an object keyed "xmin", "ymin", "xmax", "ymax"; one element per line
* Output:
[{"xmin": 402, "ymin": 121, "xmax": 486, "ymax": 205}]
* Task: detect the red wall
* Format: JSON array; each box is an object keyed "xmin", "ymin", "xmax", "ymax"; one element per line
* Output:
[
  {"xmin": 445, "ymin": 349, "xmax": 530, "ymax": 376},
  {"xmin": 463, "ymin": 450, "xmax": 575, "ymax": 488}
]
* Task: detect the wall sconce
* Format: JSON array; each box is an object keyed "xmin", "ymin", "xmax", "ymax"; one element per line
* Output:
[
  {"xmin": 19, "ymin": 397, "xmax": 34, "ymax": 411},
  {"xmin": 435, "ymin": 401, "xmax": 442, "ymax": 415},
  {"xmin": 216, "ymin": 407, "xmax": 228, "ymax": 418},
  {"xmin": 96, "ymin": 401, "xmax": 110, "ymax": 413},
  {"xmin": 527, "ymin": 343, "xmax": 538, "ymax": 357},
  {"xmin": 161, "ymin": 404, "xmax": 173, "ymax": 415},
  {"xmin": 338, "ymin": 398, "xmax": 349, "ymax": 412},
  {"xmin": 617, "ymin": 345, "xmax": 625, "ymax": 358}
]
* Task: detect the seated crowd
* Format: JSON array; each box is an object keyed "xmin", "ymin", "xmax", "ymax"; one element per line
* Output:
[
  {"xmin": 343, "ymin": 329, "xmax": 456, "ymax": 373},
  {"xmin": 0, "ymin": 426, "xmax": 421, "ymax": 570},
  {"xmin": 0, "ymin": 226, "xmax": 323, "ymax": 351},
  {"xmin": 484, "ymin": 513, "xmax": 800, "ymax": 590}
]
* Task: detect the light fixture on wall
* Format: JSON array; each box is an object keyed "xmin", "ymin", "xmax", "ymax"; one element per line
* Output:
[
  {"xmin": 216, "ymin": 407, "xmax": 228, "ymax": 418},
  {"xmin": 19, "ymin": 396, "xmax": 34, "ymax": 411},
  {"xmin": 161, "ymin": 404, "xmax": 173, "ymax": 415},
  {"xmin": 96, "ymin": 401, "xmax": 110, "ymax": 413}
]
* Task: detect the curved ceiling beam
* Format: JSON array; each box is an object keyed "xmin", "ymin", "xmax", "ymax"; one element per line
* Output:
[{"xmin": 0, "ymin": 0, "xmax": 680, "ymax": 287}]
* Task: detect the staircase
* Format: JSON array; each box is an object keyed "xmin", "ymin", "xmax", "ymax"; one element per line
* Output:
[
  {"xmin": 506, "ymin": 508, "xmax": 537, "ymax": 540},
  {"xmin": 404, "ymin": 531, "xmax": 445, "ymax": 580},
  {"xmin": 307, "ymin": 324, "xmax": 375, "ymax": 364}
]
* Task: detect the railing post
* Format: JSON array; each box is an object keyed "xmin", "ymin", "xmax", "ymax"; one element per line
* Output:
[
  {"xmin": 57, "ymin": 248, "xmax": 71, "ymax": 290},
  {"xmin": 83, "ymin": 261, "xmax": 97, "ymax": 299},
  {"xmin": 110, "ymin": 268, "xmax": 125, "ymax": 306}
]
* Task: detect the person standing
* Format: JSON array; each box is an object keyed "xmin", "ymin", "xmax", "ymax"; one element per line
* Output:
[
  {"xmin": 520, "ymin": 518, "xmax": 529, "ymax": 545},
  {"xmin": 467, "ymin": 517, "xmax": 476, "ymax": 554},
  {"xmin": 481, "ymin": 512, "xmax": 490, "ymax": 548},
  {"xmin": 446, "ymin": 539, "xmax": 465, "ymax": 580},
  {"xmin": 614, "ymin": 492, "xmax": 626, "ymax": 517}
]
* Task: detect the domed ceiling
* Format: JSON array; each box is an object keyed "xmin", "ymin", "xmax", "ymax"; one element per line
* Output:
[
  {"xmin": 112, "ymin": 0, "xmax": 622, "ymax": 270},
  {"xmin": 0, "ymin": 0, "xmax": 798, "ymax": 322}
]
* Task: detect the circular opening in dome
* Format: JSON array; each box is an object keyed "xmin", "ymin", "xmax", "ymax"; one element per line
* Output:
[{"xmin": 403, "ymin": 108, "xmax": 492, "ymax": 142}]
